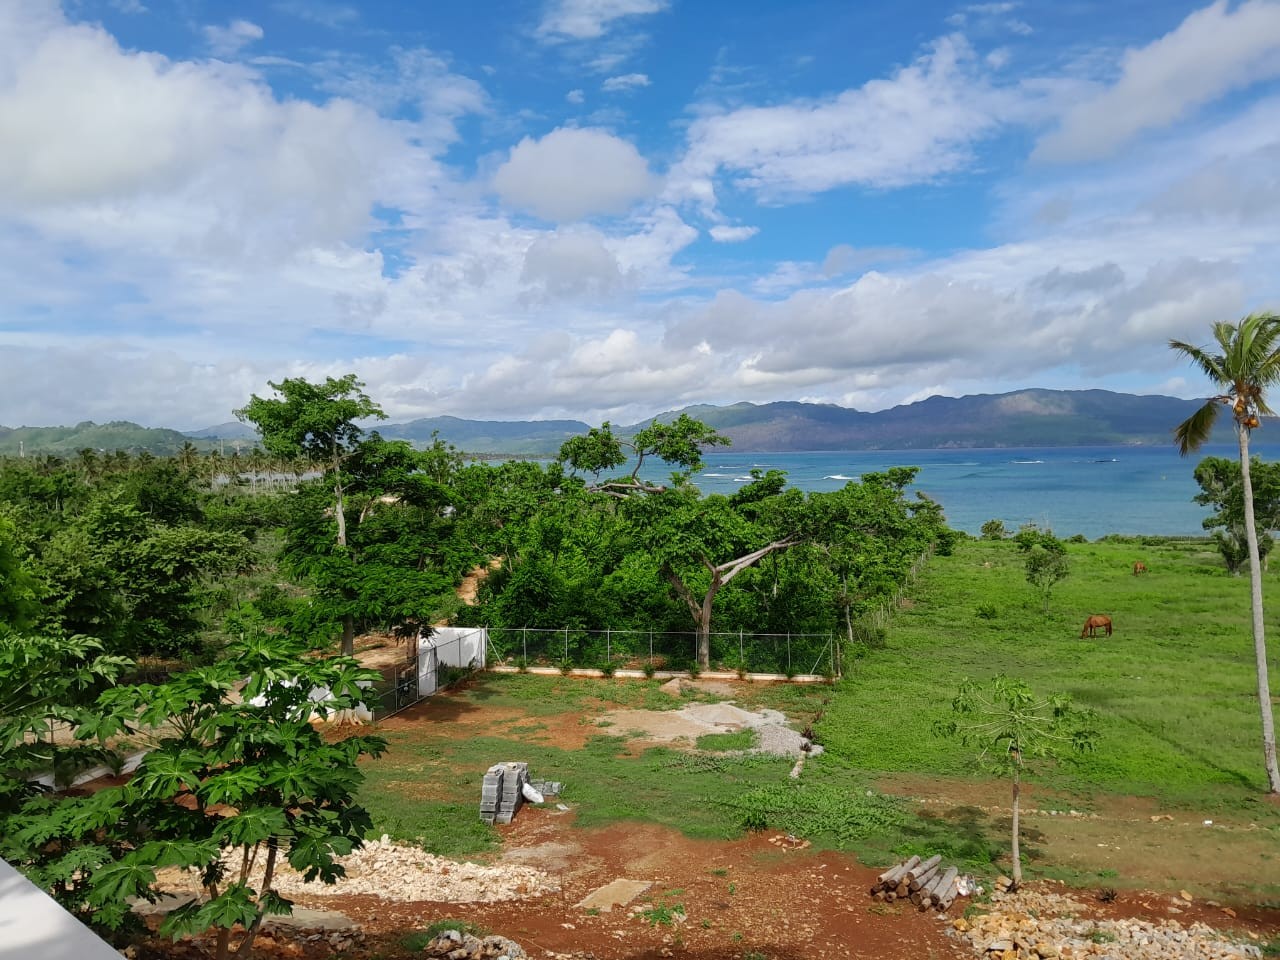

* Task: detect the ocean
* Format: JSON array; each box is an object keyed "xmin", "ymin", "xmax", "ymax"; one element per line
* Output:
[{"xmin": 687, "ymin": 444, "xmax": 1280, "ymax": 540}]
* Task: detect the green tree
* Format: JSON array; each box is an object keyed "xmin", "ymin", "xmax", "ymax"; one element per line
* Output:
[
  {"xmin": 935, "ymin": 676, "xmax": 1097, "ymax": 887},
  {"xmin": 980, "ymin": 518, "xmax": 1008, "ymax": 540},
  {"xmin": 1192, "ymin": 455, "xmax": 1280, "ymax": 574},
  {"xmin": 236, "ymin": 375, "xmax": 385, "ymax": 655},
  {"xmin": 558, "ymin": 414, "xmax": 730, "ymax": 496},
  {"xmin": 625, "ymin": 480, "xmax": 802, "ymax": 670},
  {"xmin": 1015, "ymin": 526, "xmax": 1069, "ymax": 614},
  {"xmin": 1170, "ymin": 311, "xmax": 1280, "ymax": 793}
]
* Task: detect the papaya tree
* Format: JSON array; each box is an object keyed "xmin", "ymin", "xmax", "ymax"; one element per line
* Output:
[{"xmin": 935, "ymin": 676, "xmax": 1097, "ymax": 887}]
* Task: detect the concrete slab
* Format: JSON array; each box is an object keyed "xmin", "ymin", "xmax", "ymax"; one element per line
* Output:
[{"xmin": 574, "ymin": 878, "xmax": 652, "ymax": 913}]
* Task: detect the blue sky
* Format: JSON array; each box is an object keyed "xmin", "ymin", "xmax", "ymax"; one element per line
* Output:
[{"xmin": 3, "ymin": 0, "xmax": 1280, "ymax": 428}]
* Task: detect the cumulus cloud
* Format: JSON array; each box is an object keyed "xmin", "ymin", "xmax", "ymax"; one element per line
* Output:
[
  {"xmin": 1035, "ymin": 0, "xmax": 1280, "ymax": 163},
  {"xmin": 566, "ymin": 88, "xmax": 585, "ymax": 103},
  {"xmin": 203, "ymin": 19, "xmax": 264, "ymax": 58},
  {"xmin": 492, "ymin": 127, "xmax": 656, "ymax": 221},
  {"xmin": 0, "ymin": 9, "xmax": 442, "ymax": 263},
  {"xmin": 668, "ymin": 35, "xmax": 1014, "ymax": 212},
  {"xmin": 601, "ymin": 72, "xmax": 650, "ymax": 91},
  {"xmin": 537, "ymin": 0, "xmax": 668, "ymax": 40}
]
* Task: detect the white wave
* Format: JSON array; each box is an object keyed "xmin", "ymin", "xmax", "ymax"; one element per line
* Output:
[
  {"xmin": 702, "ymin": 473, "xmax": 728, "ymax": 477},
  {"xmin": 823, "ymin": 474, "xmax": 855, "ymax": 480},
  {"xmin": 1010, "ymin": 459, "xmax": 1045, "ymax": 464}
]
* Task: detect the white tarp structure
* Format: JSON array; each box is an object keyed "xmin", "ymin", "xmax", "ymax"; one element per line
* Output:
[
  {"xmin": 417, "ymin": 627, "xmax": 487, "ymax": 698},
  {"xmin": 0, "ymin": 858, "xmax": 122, "ymax": 960}
]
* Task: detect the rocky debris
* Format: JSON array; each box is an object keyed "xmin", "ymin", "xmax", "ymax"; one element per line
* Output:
[
  {"xmin": 421, "ymin": 928, "xmax": 527, "ymax": 959},
  {"xmin": 953, "ymin": 887, "xmax": 1263, "ymax": 960},
  {"xmin": 155, "ymin": 836, "xmax": 558, "ymax": 905}
]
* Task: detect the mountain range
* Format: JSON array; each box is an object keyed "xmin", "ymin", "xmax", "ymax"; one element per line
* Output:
[{"xmin": 0, "ymin": 390, "xmax": 1239, "ymax": 457}]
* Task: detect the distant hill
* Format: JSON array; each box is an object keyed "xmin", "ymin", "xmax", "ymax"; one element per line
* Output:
[
  {"xmin": 0, "ymin": 390, "xmax": 1244, "ymax": 457},
  {"xmin": 0, "ymin": 421, "xmax": 211, "ymax": 456},
  {"xmin": 184, "ymin": 421, "xmax": 259, "ymax": 441},
  {"xmin": 377, "ymin": 415, "xmax": 590, "ymax": 455},
  {"xmin": 633, "ymin": 390, "xmax": 1221, "ymax": 451}
]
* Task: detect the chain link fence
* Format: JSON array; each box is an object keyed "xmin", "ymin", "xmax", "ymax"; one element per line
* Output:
[{"xmin": 485, "ymin": 626, "xmax": 838, "ymax": 677}]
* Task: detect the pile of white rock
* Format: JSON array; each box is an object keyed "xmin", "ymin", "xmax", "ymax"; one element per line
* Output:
[
  {"xmin": 952, "ymin": 888, "xmax": 1264, "ymax": 960},
  {"xmin": 257, "ymin": 835, "xmax": 559, "ymax": 903}
]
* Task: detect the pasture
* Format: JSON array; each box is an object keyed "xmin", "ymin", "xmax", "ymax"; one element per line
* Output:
[{"xmin": 355, "ymin": 535, "xmax": 1280, "ymax": 899}]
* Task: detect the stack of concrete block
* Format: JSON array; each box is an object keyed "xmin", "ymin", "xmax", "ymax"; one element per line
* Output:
[
  {"xmin": 479, "ymin": 764, "xmax": 505, "ymax": 824},
  {"xmin": 479, "ymin": 761, "xmax": 529, "ymax": 825}
]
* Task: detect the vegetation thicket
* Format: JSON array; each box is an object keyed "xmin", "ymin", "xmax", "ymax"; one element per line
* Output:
[{"xmin": 0, "ymin": 374, "xmax": 957, "ymax": 947}]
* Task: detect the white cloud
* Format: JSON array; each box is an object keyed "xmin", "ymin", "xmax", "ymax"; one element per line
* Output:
[
  {"xmin": 109, "ymin": 0, "xmax": 147, "ymax": 13},
  {"xmin": 1035, "ymin": 0, "xmax": 1280, "ymax": 163},
  {"xmin": 566, "ymin": 88, "xmax": 585, "ymax": 103},
  {"xmin": 537, "ymin": 0, "xmax": 667, "ymax": 40},
  {"xmin": 708, "ymin": 224, "xmax": 758, "ymax": 243},
  {"xmin": 0, "ymin": 10, "xmax": 447, "ymax": 262},
  {"xmin": 492, "ymin": 127, "xmax": 656, "ymax": 221},
  {"xmin": 202, "ymin": 19, "xmax": 264, "ymax": 58},
  {"xmin": 601, "ymin": 72, "xmax": 650, "ymax": 92},
  {"xmin": 668, "ymin": 35, "xmax": 1014, "ymax": 212}
]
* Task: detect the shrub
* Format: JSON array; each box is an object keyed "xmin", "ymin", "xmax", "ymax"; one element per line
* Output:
[
  {"xmin": 980, "ymin": 519, "xmax": 1007, "ymax": 540},
  {"xmin": 975, "ymin": 602, "xmax": 998, "ymax": 620}
]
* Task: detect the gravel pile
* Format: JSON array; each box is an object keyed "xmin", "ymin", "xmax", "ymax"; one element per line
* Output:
[
  {"xmin": 266, "ymin": 836, "xmax": 559, "ymax": 903},
  {"xmin": 151, "ymin": 836, "xmax": 559, "ymax": 905},
  {"xmin": 953, "ymin": 888, "xmax": 1263, "ymax": 960}
]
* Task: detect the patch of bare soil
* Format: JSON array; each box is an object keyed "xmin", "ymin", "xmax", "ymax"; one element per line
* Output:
[{"xmin": 269, "ymin": 810, "xmax": 975, "ymax": 960}]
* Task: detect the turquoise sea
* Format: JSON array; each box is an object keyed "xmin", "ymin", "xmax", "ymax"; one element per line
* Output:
[{"xmin": 687, "ymin": 444, "xmax": 1280, "ymax": 540}]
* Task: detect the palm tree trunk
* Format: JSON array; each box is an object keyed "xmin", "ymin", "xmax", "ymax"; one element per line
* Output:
[{"xmin": 1238, "ymin": 426, "xmax": 1280, "ymax": 793}]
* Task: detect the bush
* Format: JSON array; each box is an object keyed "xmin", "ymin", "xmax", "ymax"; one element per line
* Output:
[
  {"xmin": 975, "ymin": 602, "xmax": 998, "ymax": 620},
  {"xmin": 980, "ymin": 519, "xmax": 1008, "ymax": 540}
]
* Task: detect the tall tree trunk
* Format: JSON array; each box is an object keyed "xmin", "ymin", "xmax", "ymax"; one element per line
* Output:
[
  {"xmin": 1239, "ymin": 427, "xmax": 1280, "ymax": 793},
  {"xmin": 1010, "ymin": 759, "xmax": 1023, "ymax": 886},
  {"xmin": 342, "ymin": 615, "xmax": 355, "ymax": 658}
]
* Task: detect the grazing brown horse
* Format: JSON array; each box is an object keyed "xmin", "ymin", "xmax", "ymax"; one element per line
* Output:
[
  {"xmin": 1081, "ymin": 615, "xmax": 1113, "ymax": 638},
  {"xmin": 1133, "ymin": 561, "xmax": 1148, "ymax": 575}
]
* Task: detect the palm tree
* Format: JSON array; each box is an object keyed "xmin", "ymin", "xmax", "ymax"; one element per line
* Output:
[{"xmin": 1170, "ymin": 311, "xmax": 1280, "ymax": 793}]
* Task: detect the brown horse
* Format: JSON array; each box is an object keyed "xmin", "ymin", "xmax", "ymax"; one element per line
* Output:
[
  {"xmin": 1081, "ymin": 615, "xmax": 1113, "ymax": 638},
  {"xmin": 1133, "ymin": 561, "xmax": 1148, "ymax": 575}
]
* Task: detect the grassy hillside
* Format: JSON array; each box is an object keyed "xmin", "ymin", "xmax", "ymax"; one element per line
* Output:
[{"xmin": 817, "ymin": 536, "xmax": 1277, "ymax": 802}]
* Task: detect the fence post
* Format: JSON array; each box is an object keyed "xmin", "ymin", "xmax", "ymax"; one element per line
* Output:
[
  {"xmin": 786, "ymin": 632, "xmax": 791, "ymax": 675},
  {"xmin": 606, "ymin": 627, "xmax": 611, "ymax": 667},
  {"xmin": 738, "ymin": 629, "xmax": 744, "ymax": 671},
  {"xmin": 564, "ymin": 627, "xmax": 569, "ymax": 663},
  {"xmin": 522, "ymin": 626, "xmax": 527, "ymax": 663},
  {"xmin": 649, "ymin": 630, "xmax": 653, "ymax": 665}
]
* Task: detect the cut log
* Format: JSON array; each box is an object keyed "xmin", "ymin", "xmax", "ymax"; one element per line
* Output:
[
  {"xmin": 908, "ymin": 862, "xmax": 940, "ymax": 892},
  {"xmin": 877, "ymin": 855, "xmax": 920, "ymax": 886},
  {"xmin": 904, "ymin": 854, "xmax": 941, "ymax": 885},
  {"xmin": 933, "ymin": 867, "xmax": 961, "ymax": 911},
  {"xmin": 894, "ymin": 880, "xmax": 910, "ymax": 897}
]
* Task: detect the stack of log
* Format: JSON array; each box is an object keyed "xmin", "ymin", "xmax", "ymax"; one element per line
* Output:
[{"xmin": 868, "ymin": 854, "xmax": 962, "ymax": 912}]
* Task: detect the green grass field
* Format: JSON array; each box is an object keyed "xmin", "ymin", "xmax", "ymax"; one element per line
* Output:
[{"xmin": 818, "ymin": 536, "xmax": 1277, "ymax": 803}]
